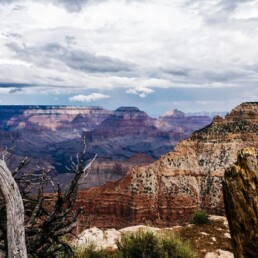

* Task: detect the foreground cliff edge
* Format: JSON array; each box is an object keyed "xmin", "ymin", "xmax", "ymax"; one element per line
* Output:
[
  {"xmin": 223, "ymin": 147, "xmax": 258, "ymax": 258},
  {"xmin": 74, "ymin": 102, "xmax": 258, "ymax": 229}
]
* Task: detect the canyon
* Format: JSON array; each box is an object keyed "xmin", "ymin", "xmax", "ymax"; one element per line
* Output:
[
  {"xmin": 75, "ymin": 102, "xmax": 258, "ymax": 229},
  {"xmin": 0, "ymin": 105, "xmax": 212, "ymax": 188}
]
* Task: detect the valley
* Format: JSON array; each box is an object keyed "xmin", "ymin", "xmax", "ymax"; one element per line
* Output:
[{"xmin": 0, "ymin": 105, "xmax": 212, "ymax": 189}]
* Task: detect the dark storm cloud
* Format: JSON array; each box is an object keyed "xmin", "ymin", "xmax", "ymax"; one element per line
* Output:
[
  {"xmin": 0, "ymin": 82, "xmax": 33, "ymax": 88},
  {"xmin": 7, "ymin": 42, "xmax": 132, "ymax": 73},
  {"xmin": 0, "ymin": 82, "xmax": 66, "ymax": 90}
]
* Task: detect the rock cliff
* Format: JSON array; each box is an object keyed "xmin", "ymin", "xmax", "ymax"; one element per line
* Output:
[{"xmin": 76, "ymin": 102, "xmax": 258, "ymax": 228}]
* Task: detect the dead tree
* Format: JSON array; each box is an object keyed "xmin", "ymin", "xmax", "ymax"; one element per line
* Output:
[
  {"xmin": 223, "ymin": 147, "xmax": 258, "ymax": 258},
  {"xmin": 0, "ymin": 159, "xmax": 27, "ymax": 258},
  {"xmin": 0, "ymin": 139, "xmax": 96, "ymax": 257}
]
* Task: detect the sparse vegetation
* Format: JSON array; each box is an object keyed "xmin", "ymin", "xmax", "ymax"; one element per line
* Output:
[
  {"xmin": 72, "ymin": 230, "xmax": 197, "ymax": 258},
  {"xmin": 116, "ymin": 230, "xmax": 162, "ymax": 258},
  {"xmin": 73, "ymin": 243, "xmax": 110, "ymax": 258},
  {"xmin": 161, "ymin": 233, "xmax": 197, "ymax": 258},
  {"xmin": 116, "ymin": 230, "xmax": 197, "ymax": 258},
  {"xmin": 191, "ymin": 208, "xmax": 209, "ymax": 225}
]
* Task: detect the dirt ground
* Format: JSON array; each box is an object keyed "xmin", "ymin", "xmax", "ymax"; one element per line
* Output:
[
  {"xmin": 73, "ymin": 215, "xmax": 233, "ymax": 258},
  {"xmin": 173, "ymin": 216, "xmax": 232, "ymax": 257}
]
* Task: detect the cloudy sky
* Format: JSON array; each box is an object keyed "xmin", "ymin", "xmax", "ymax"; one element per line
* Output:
[{"xmin": 1, "ymin": 0, "xmax": 258, "ymax": 116}]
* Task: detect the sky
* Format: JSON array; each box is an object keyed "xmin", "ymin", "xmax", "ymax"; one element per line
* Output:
[{"xmin": 0, "ymin": 0, "xmax": 258, "ymax": 116}]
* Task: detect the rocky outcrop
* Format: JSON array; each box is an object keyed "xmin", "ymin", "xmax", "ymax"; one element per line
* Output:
[
  {"xmin": 76, "ymin": 102, "xmax": 258, "ymax": 228},
  {"xmin": 223, "ymin": 147, "xmax": 258, "ymax": 258}
]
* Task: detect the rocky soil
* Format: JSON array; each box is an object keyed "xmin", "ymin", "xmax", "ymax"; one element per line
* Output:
[{"xmin": 73, "ymin": 216, "xmax": 233, "ymax": 258}]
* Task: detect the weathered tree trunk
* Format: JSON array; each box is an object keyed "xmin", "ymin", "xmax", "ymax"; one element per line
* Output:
[
  {"xmin": 0, "ymin": 159, "xmax": 27, "ymax": 258},
  {"xmin": 223, "ymin": 147, "xmax": 258, "ymax": 258}
]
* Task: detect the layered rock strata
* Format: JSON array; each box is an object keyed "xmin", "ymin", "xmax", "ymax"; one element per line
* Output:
[
  {"xmin": 0, "ymin": 106, "xmax": 212, "ymax": 189},
  {"xmin": 76, "ymin": 102, "xmax": 258, "ymax": 229}
]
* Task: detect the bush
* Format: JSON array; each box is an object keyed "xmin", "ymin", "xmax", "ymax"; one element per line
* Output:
[
  {"xmin": 116, "ymin": 230, "xmax": 162, "ymax": 258},
  {"xmin": 161, "ymin": 233, "xmax": 197, "ymax": 258},
  {"xmin": 116, "ymin": 230, "xmax": 197, "ymax": 258},
  {"xmin": 191, "ymin": 208, "xmax": 209, "ymax": 225},
  {"xmin": 73, "ymin": 243, "xmax": 109, "ymax": 258},
  {"xmin": 72, "ymin": 230, "xmax": 197, "ymax": 258}
]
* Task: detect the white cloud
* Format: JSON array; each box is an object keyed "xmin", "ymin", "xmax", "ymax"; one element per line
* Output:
[
  {"xmin": 126, "ymin": 87, "xmax": 154, "ymax": 98},
  {"xmin": 1, "ymin": 0, "xmax": 258, "ymax": 101},
  {"xmin": 69, "ymin": 93, "xmax": 110, "ymax": 102},
  {"xmin": 231, "ymin": 1, "xmax": 258, "ymax": 20}
]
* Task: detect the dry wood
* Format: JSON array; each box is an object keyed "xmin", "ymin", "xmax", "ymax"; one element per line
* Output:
[
  {"xmin": 223, "ymin": 147, "xmax": 258, "ymax": 258},
  {"xmin": 0, "ymin": 159, "xmax": 27, "ymax": 258}
]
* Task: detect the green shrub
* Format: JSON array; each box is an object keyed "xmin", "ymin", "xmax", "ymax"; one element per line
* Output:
[
  {"xmin": 161, "ymin": 233, "xmax": 197, "ymax": 258},
  {"xmin": 191, "ymin": 208, "xmax": 209, "ymax": 225},
  {"xmin": 73, "ymin": 243, "xmax": 109, "ymax": 258},
  {"xmin": 72, "ymin": 230, "xmax": 197, "ymax": 258},
  {"xmin": 116, "ymin": 230, "xmax": 162, "ymax": 258},
  {"xmin": 116, "ymin": 230, "xmax": 197, "ymax": 258}
]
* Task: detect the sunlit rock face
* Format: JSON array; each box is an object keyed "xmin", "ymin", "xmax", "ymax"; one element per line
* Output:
[
  {"xmin": 76, "ymin": 102, "xmax": 258, "ymax": 229},
  {"xmin": 0, "ymin": 105, "xmax": 212, "ymax": 189}
]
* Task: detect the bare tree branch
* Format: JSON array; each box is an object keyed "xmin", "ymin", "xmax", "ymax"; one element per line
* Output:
[{"xmin": 0, "ymin": 138, "xmax": 95, "ymax": 257}]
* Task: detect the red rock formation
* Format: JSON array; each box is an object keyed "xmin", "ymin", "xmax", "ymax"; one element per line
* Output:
[{"xmin": 76, "ymin": 102, "xmax": 258, "ymax": 229}]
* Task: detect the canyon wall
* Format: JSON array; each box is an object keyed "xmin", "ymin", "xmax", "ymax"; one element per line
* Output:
[
  {"xmin": 0, "ymin": 106, "xmax": 212, "ymax": 189},
  {"xmin": 76, "ymin": 102, "xmax": 258, "ymax": 229}
]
